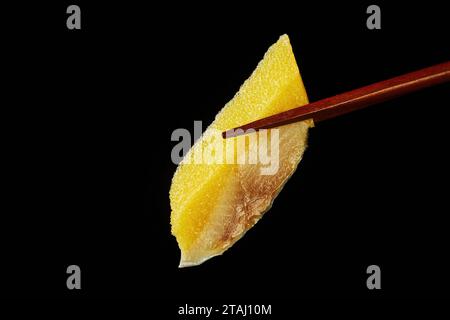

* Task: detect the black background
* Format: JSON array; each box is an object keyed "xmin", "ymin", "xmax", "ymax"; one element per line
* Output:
[{"xmin": 2, "ymin": 0, "xmax": 449, "ymax": 304}]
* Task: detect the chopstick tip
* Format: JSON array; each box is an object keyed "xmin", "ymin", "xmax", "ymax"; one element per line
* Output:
[
  {"xmin": 223, "ymin": 127, "xmax": 251, "ymax": 139},
  {"xmin": 222, "ymin": 129, "xmax": 235, "ymax": 139}
]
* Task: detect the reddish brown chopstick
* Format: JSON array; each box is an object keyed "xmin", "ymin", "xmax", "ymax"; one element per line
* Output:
[{"xmin": 222, "ymin": 61, "xmax": 450, "ymax": 138}]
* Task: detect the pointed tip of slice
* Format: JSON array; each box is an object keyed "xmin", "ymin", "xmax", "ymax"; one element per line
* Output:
[{"xmin": 178, "ymin": 251, "xmax": 223, "ymax": 268}]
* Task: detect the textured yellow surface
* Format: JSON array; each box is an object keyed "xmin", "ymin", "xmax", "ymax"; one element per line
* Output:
[{"xmin": 170, "ymin": 35, "xmax": 313, "ymax": 267}]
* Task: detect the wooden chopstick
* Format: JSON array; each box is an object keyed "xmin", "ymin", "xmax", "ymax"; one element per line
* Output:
[{"xmin": 222, "ymin": 61, "xmax": 450, "ymax": 138}]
